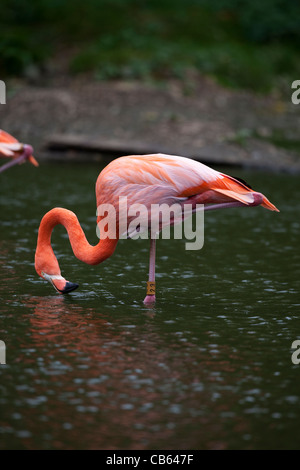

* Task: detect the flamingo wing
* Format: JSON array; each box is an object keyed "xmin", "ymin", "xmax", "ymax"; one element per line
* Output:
[
  {"xmin": 0, "ymin": 129, "xmax": 19, "ymax": 144},
  {"xmin": 97, "ymin": 153, "xmax": 220, "ymax": 205},
  {"xmin": 0, "ymin": 129, "xmax": 22, "ymax": 157}
]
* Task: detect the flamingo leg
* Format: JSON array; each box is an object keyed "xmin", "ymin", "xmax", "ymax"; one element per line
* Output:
[
  {"xmin": 142, "ymin": 202, "xmax": 246, "ymax": 304},
  {"xmin": 0, "ymin": 152, "xmax": 28, "ymax": 174},
  {"xmin": 143, "ymin": 237, "xmax": 156, "ymax": 304},
  {"xmin": 203, "ymin": 201, "xmax": 245, "ymax": 211},
  {"xmin": 0, "ymin": 144, "xmax": 35, "ymax": 174}
]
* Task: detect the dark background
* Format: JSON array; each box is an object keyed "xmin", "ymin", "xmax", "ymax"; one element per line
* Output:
[{"xmin": 1, "ymin": 0, "xmax": 300, "ymax": 92}]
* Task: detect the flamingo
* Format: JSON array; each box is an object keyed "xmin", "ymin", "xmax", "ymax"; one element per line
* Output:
[
  {"xmin": 0, "ymin": 129, "xmax": 38, "ymax": 173},
  {"xmin": 35, "ymin": 153, "xmax": 279, "ymax": 303}
]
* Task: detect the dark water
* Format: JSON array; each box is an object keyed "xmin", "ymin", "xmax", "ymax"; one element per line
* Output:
[{"xmin": 0, "ymin": 161, "xmax": 299, "ymax": 450}]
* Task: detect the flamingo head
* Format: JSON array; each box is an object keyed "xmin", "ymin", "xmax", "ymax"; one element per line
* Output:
[
  {"xmin": 35, "ymin": 251, "xmax": 78, "ymax": 294},
  {"xmin": 41, "ymin": 272, "xmax": 79, "ymax": 294}
]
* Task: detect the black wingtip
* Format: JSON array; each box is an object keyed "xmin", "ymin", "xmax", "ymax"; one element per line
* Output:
[
  {"xmin": 232, "ymin": 176, "xmax": 253, "ymax": 190},
  {"xmin": 60, "ymin": 282, "xmax": 79, "ymax": 294}
]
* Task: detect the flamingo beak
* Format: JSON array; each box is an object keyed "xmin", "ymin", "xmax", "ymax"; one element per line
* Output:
[{"xmin": 42, "ymin": 272, "xmax": 79, "ymax": 294}]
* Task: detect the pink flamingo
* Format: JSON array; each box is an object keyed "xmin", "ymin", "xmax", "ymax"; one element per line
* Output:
[
  {"xmin": 35, "ymin": 154, "xmax": 279, "ymax": 303},
  {"xmin": 0, "ymin": 130, "xmax": 38, "ymax": 173}
]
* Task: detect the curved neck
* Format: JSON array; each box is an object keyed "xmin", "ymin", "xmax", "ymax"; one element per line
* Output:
[{"xmin": 35, "ymin": 208, "xmax": 118, "ymax": 276}]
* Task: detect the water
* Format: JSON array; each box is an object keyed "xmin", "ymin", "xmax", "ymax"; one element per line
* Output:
[{"xmin": 0, "ymin": 161, "xmax": 299, "ymax": 450}]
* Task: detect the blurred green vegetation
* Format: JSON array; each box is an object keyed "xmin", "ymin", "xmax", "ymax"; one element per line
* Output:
[{"xmin": 1, "ymin": 0, "xmax": 300, "ymax": 92}]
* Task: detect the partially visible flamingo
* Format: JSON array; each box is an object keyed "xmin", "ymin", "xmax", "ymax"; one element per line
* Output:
[
  {"xmin": 0, "ymin": 130, "xmax": 38, "ymax": 173},
  {"xmin": 35, "ymin": 153, "xmax": 279, "ymax": 303}
]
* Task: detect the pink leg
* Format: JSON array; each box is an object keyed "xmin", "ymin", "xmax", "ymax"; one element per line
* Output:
[
  {"xmin": 143, "ymin": 237, "xmax": 156, "ymax": 304},
  {"xmin": 142, "ymin": 198, "xmax": 260, "ymax": 304},
  {"xmin": 0, "ymin": 153, "xmax": 27, "ymax": 174},
  {"xmin": 0, "ymin": 145, "xmax": 33, "ymax": 174}
]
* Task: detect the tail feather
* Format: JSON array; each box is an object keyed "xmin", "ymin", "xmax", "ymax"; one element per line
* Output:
[
  {"xmin": 0, "ymin": 129, "xmax": 38, "ymax": 167},
  {"xmin": 212, "ymin": 187, "xmax": 256, "ymax": 206},
  {"xmin": 212, "ymin": 174, "xmax": 279, "ymax": 211},
  {"xmin": 261, "ymin": 195, "xmax": 280, "ymax": 212},
  {"xmin": 28, "ymin": 155, "xmax": 39, "ymax": 167}
]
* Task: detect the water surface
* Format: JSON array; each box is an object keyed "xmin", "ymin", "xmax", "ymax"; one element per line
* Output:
[{"xmin": 0, "ymin": 161, "xmax": 299, "ymax": 449}]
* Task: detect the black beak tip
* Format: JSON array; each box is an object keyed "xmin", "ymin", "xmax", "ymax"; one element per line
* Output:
[{"xmin": 60, "ymin": 282, "xmax": 79, "ymax": 294}]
